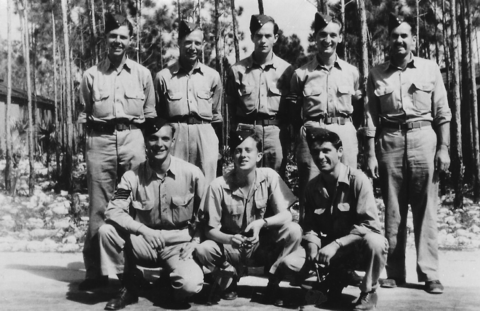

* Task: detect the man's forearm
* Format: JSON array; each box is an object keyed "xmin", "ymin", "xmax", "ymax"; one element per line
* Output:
[
  {"xmin": 335, "ymin": 233, "xmax": 363, "ymax": 248},
  {"xmin": 366, "ymin": 137, "xmax": 376, "ymax": 157},
  {"xmin": 264, "ymin": 209, "xmax": 292, "ymax": 227},
  {"xmin": 436, "ymin": 122, "xmax": 450, "ymax": 148},
  {"xmin": 206, "ymin": 227, "xmax": 233, "ymax": 245}
]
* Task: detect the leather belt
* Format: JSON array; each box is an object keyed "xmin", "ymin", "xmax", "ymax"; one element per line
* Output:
[
  {"xmin": 170, "ymin": 115, "xmax": 210, "ymax": 124},
  {"xmin": 237, "ymin": 115, "xmax": 280, "ymax": 126},
  {"xmin": 307, "ymin": 115, "xmax": 351, "ymax": 125},
  {"xmin": 88, "ymin": 122, "xmax": 139, "ymax": 133},
  {"xmin": 381, "ymin": 120, "xmax": 431, "ymax": 130}
]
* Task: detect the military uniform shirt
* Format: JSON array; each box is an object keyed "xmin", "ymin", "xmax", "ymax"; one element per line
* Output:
[
  {"xmin": 155, "ymin": 61, "xmax": 223, "ymax": 123},
  {"xmin": 201, "ymin": 168, "xmax": 297, "ymax": 234},
  {"xmin": 291, "ymin": 55, "xmax": 360, "ymax": 120},
  {"xmin": 106, "ymin": 156, "xmax": 206, "ymax": 233},
  {"xmin": 79, "ymin": 58, "xmax": 156, "ymax": 123},
  {"xmin": 365, "ymin": 56, "xmax": 452, "ymax": 137}
]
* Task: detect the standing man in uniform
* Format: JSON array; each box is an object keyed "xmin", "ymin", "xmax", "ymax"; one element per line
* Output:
[
  {"xmin": 226, "ymin": 14, "xmax": 294, "ymax": 178},
  {"xmin": 155, "ymin": 20, "xmax": 223, "ymax": 184},
  {"xmin": 78, "ymin": 12, "xmax": 156, "ymax": 290},
  {"xmin": 195, "ymin": 132, "xmax": 302, "ymax": 307},
  {"xmin": 365, "ymin": 12, "xmax": 451, "ymax": 294},
  {"xmin": 291, "ymin": 13, "xmax": 361, "ymax": 223},
  {"xmin": 98, "ymin": 118, "xmax": 205, "ymax": 310}
]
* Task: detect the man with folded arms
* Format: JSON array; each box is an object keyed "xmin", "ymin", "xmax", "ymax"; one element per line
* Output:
[
  {"xmin": 155, "ymin": 20, "xmax": 222, "ymax": 184},
  {"xmin": 365, "ymin": 10, "xmax": 451, "ymax": 294},
  {"xmin": 282, "ymin": 128, "xmax": 387, "ymax": 311},
  {"xmin": 97, "ymin": 118, "xmax": 205, "ymax": 310},
  {"xmin": 78, "ymin": 12, "xmax": 156, "ymax": 290}
]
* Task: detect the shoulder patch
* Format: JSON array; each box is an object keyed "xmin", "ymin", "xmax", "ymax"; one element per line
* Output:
[{"xmin": 112, "ymin": 188, "xmax": 131, "ymax": 201}]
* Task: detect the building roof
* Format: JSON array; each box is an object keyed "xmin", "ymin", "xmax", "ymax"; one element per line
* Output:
[{"xmin": 0, "ymin": 79, "xmax": 54, "ymax": 108}]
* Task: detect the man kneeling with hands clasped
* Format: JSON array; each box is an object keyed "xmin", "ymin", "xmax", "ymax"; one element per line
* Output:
[{"xmin": 282, "ymin": 128, "xmax": 387, "ymax": 310}]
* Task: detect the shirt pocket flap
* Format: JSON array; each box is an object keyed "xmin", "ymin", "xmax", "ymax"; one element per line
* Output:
[
  {"xmin": 125, "ymin": 90, "xmax": 146, "ymax": 100},
  {"xmin": 239, "ymin": 85, "xmax": 254, "ymax": 96},
  {"xmin": 412, "ymin": 82, "xmax": 434, "ymax": 92},
  {"xmin": 303, "ymin": 86, "xmax": 322, "ymax": 97},
  {"xmin": 268, "ymin": 84, "xmax": 282, "ymax": 95},
  {"xmin": 167, "ymin": 91, "xmax": 183, "ymax": 100},
  {"xmin": 197, "ymin": 90, "xmax": 212, "ymax": 99},
  {"xmin": 338, "ymin": 85, "xmax": 352, "ymax": 95},
  {"xmin": 337, "ymin": 203, "xmax": 351, "ymax": 212},
  {"xmin": 314, "ymin": 208, "xmax": 326, "ymax": 215},
  {"xmin": 131, "ymin": 200, "xmax": 153, "ymax": 211},
  {"xmin": 171, "ymin": 193, "xmax": 194, "ymax": 208},
  {"xmin": 93, "ymin": 90, "xmax": 110, "ymax": 101},
  {"xmin": 374, "ymin": 86, "xmax": 394, "ymax": 97}
]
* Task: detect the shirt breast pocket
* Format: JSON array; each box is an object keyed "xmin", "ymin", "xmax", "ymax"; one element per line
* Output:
[
  {"xmin": 412, "ymin": 82, "xmax": 434, "ymax": 111},
  {"xmin": 374, "ymin": 86, "xmax": 396, "ymax": 112},
  {"xmin": 267, "ymin": 84, "xmax": 282, "ymax": 113},
  {"xmin": 238, "ymin": 84, "xmax": 256, "ymax": 111},
  {"xmin": 196, "ymin": 90, "xmax": 213, "ymax": 118},
  {"xmin": 171, "ymin": 193, "xmax": 194, "ymax": 226},
  {"xmin": 92, "ymin": 89, "xmax": 111, "ymax": 119},
  {"xmin": 224, "ymin": 204, "xmax": 244, "ymax": 232},
  {"xmin": 254, "ymin": 198, "xmax": 268, "ymax": 220},
  {"xmin": 165, "ymin": 90, "xmax": 186, "ymax": 116},
  {"xmin": 337, "ymin": 85, "xmax": 353, "ymax": 109},
  {"xmin": 124, "ymin": 89, "xmax": 145, "ymax": 117},
  {"xmin": 303, "ymin": 85, "xmax": 322, "ymax": 111},
  {"xmin": 131, "ymin": 200, "xmax": 155, "ymax": 226}
]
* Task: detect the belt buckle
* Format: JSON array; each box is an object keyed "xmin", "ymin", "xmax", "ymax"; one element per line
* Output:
[
  {"xmin": 324, "ymin": 117, "xmax": 332, "ymax": 124},
  {"xmin": 406, "ymin": 122, "xmax": 414, "ymax": 130}
]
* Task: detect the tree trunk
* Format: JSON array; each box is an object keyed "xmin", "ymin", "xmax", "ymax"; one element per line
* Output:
[
  {"xmin": 416, "ymin": 0, "xmax": 420, "ymax": 56},
  {"xmin": 450, "ymin": 0, "xmax": 464, "ymax": 209},
  {"xmin": 258, "ymin": 0, "xmax": 264, "ymax": 14},
  {"xmin": 466, "ymin": 0, "xmax": 480, "ymax": 202},
  {"xmin": 177, "ymin": 0, "xmax": 181, "ymax": 20},
  {"xmin": 198, "ymin": 0, "xmax": 204, "ymax": 63},
  {"xmin": 19, "ymin": 0, "xmax": 35, "ymax": 195},
  {"xmin": 231, "ymin": 0, "xmax": 240, "ymax": 63},
  {"xmin": 61, "ymin": 0, "xmax": 74, "ymax": 193},
  {"xmin": 341, "ymin": 0, "xmax": 346, "ymax": 60},
  {"xmin": 51, "ymin": 0, "xmax": 61, "ymax": 180},
  {"xmin": 358, "ymin": 0, "xmax": 368, "ymax": 98},
  {"xmin": 136, "ymin": 0, "xmax": 140, "ymax": 63},
  {"xmin": 89, "ymin": 0, "xmax": 98, "ymax": 65},
  {"xmin": 5, "ymin": 0, "xmax": 13, "ymax": 192}
]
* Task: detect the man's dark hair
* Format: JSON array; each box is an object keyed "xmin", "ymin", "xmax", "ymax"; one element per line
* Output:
[{"xmin": 306, "ymin": 128, "xmax": 342, "ymax": 150}]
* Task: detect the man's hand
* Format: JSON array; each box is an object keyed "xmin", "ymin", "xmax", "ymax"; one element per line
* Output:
[
  {"xmin": 317, "ymin": 242, "xmax": 340, "ymax": 266},
  {"xmin": 179, "ymin": 240, "xmax": 198, "ymax": 261},
  {"xmin": 367, "ymin": 155, "xmax": 379, "ymax": 179},
  {"xmin": 306, "ymin": 243, "xmax": 319, "ymax": 262},
  {"xmin": 138, "ymin": 226, "xmax": 165, "ymax": 250},
  {"xmin": 435, "ymin": 145, "xmax": 450, "ymax": 173},
  {"xmin": 230, "ymin": 234, "xmax": 247, "ymax": 249},
  {"xmin": 243, "ymin": 219, "xmax": 265, "ymax": 245}
]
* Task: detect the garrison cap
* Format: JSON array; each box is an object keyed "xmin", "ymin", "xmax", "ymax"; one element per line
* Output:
[
  {"xmin": 179, "ymin": 20, "xmax": 200, "ymax": 39},
  {"xmin": 388, "ymin": 11, "xmax": 415, "ymax": 33},
  {"xmin": 305, "ymin": 127, "xmax": 342, "ymax": 146},
  {"xmin": 249, "ymin": 14, "xmax": 275, "ymax": 35},
  {"xmin": 105, "ymin": 12, "xmax": 128, "ymax": 34},
  {"xmin": 143, "ymin": 117, "xmax": 169, "ymax": 137},
  {"xmin": 314, "ymin": 12, "xmax": 342, "ymax": 34}
]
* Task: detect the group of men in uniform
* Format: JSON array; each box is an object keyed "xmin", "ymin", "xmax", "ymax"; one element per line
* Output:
[{"xmin": 77, "ymin": 6, "xmax": 450, "ymax": 311}]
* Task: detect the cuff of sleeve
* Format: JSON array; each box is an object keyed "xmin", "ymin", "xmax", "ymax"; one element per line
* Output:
[
  {"xmin": 303, "ymin": 233, "xmax": 321, "ymax": 249},
  {"xmin": 133, "ymin": 223, "xmax": 145, "ymax": 235},
  {"xmin": 365, "ymin": 128, "xmax": 376, "ymax": 138},
  {"xmin": 432, "ymin": 118, "xmax": 450, "ymax": 128}
]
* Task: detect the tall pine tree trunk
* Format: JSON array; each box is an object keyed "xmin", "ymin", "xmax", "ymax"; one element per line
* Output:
[
  {"xmin": 231, "ymin": 0, "xmax": 240, "ymax": 63},
  {"xmin": 51, "ymin": 1, "xmax": 61, "ymax": 180},
  {"xmin": 5, "ymin": 0, "xmax": 13, "ymax": 192},
  {"xmin": 89, "ymin": 0, "xmax": 98, "ymax": 65},
  {"xmin": 61, "ymin": 0, "xmax": 74, "ymax": 192},
  {"xmin": 466, "ymin": 0, "xmax": 480, "ymax": 202},
  {"xmin": 450, "ymin": 0, "xmax": 464, "ymax": 209}
]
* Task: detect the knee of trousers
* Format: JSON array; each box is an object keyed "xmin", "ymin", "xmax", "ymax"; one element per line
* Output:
[
  {"xmin": 282, "ymin": 222, "xmax": 303, "ymax": 243},
  {"xmin": 279, "ymin": 249, "xmax": 305, "ymax": 273},
  {"xmin": 362, "ymin": 232, "xmax": 389, "ymax": 255},
  {"xmin": 98, "ymin": 224, "xmax": 119, "ymax": 244},
  {"xmin": 194, "ymin": 240, "xmax": 218, "ymax": 268},
  {"xmin": 170, "ymin": 264, "xmax": 204, "ymax": 299}
]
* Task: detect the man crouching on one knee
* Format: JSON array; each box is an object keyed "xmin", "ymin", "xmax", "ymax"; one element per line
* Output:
[
  {"xmin": 97, "ymin": 118, "xmax": 205, "ymax": 310},
  {"xmin": 282, "ymin": 128, "xmax": 387, "ymax": 311},
  {"xmin": 195, "ymin": 131, "xmax": 302, "ymax": 307}
]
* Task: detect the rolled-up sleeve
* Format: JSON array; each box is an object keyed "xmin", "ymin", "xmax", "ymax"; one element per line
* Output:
[
  {"xmin": 349, "ymin": 173, "xmax": 381, "ymax": 236},
  {"xmin": 365, "ymin": 71, "xmax": 380, "ymax": 138},
  {"xmin": 78, "ymin": 71, "xmax": 93, "ymax": 124},
  {"xmin": 431, "ymin": 65, "xmax": 451, "ymax": 127},
  {"xmin": 199, "ymin": 182, "xmax": 223, "ymax": 230},
  {"xmin": 268, "ymin": 169, "xmax": 297, "ymax": 214},
  {"xmin": 142, "ymin": 68, "xmax": 157, "ymax": 119},
  {"xmin": 211, "ymin": 72, "xmax": 224, "ymax": 123}
]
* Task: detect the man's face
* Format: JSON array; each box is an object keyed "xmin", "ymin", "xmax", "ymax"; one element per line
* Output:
[
  {"xmin": 146, "ymin": 125, "xmax": 175, "ymax": 162},
  {"xmin": 106, "ymin": 25, "xmax": 131, "ymax": 58},
  {"xmin": 233, "ymin": 137, "xmax": 263, "ymax": 171},
  {"xmin": 251, "ymin": 22, "xmax": 278, "ymax": 55},
  {"xmin": 316, "ymin": 22, "xmax": 342, "ymax": 55},
  {"xmin": 310, "ymin": 141, "xmax": 342, "ymax": 173},
  {"xmin": 179, "ymin": 29, "xmax": 203, "ymax": 65},
  {"xmin": 390, "ymin": 22, "xmax": 416, "ymax": 57}
]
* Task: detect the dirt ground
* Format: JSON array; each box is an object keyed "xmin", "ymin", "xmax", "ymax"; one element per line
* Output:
[{"xmin": 0, "ymin": 248, "xmax": 479, "ymax": 311}]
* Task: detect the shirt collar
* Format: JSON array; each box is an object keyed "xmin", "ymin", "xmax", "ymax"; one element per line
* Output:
[
  {"xmin": 222, "ymin": 168, "xmax": 267, "ymax": 198},
  {"xmin": 246, "ymin": 53, "xmax": 278, "ymax": 70},
  {"xmin": 172, "ymin": 60, "xmax": 204, "ymax": 75},
  {"xmin": 101, "ymin": 56, "xmax": 132, "ymax": 72},
  {"xmin": 317, "ymin": 163, "xmax": 350, "ymax": 198},
  {"xmin": 386, "ymin": 53, "xmax": 416, "ymax": 72},
  {"xmin": 311, "ymin": 54, "xmax": 342, "ymax": 71},
  {"xmin": 145, "ymin": 156, "xmax": 178, "ymax": 180}
]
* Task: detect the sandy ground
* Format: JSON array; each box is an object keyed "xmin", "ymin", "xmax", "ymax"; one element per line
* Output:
[{"xmin": 0, "ymin": 248, "xmax": 479, "ymax": 311}]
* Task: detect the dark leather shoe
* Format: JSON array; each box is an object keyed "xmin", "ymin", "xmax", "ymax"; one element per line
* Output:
[
  {"xmin": 263, "ymin": 282, "xmax": 283, "ymax": 307},
  {"xmin": 104, "ymin": 287, "xmax": 139, "ymax": 310},
  {"xmin": 78, "ymin": 276, "xmax": 109, "ymax": 291},
  {"xmin": 425, "ymin": 280, "xmax": 444, "ymax": 294},
  {"xmin": 221, "ymin": 279, "xmax": 238, "ymax": 300},
  {"xmin": 353, "ymin": 291, "xmax": 378, "ymax": 311},
  {"xmin": 379, "ymin": 277, "xmax": 406, "ymax": 288}
]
